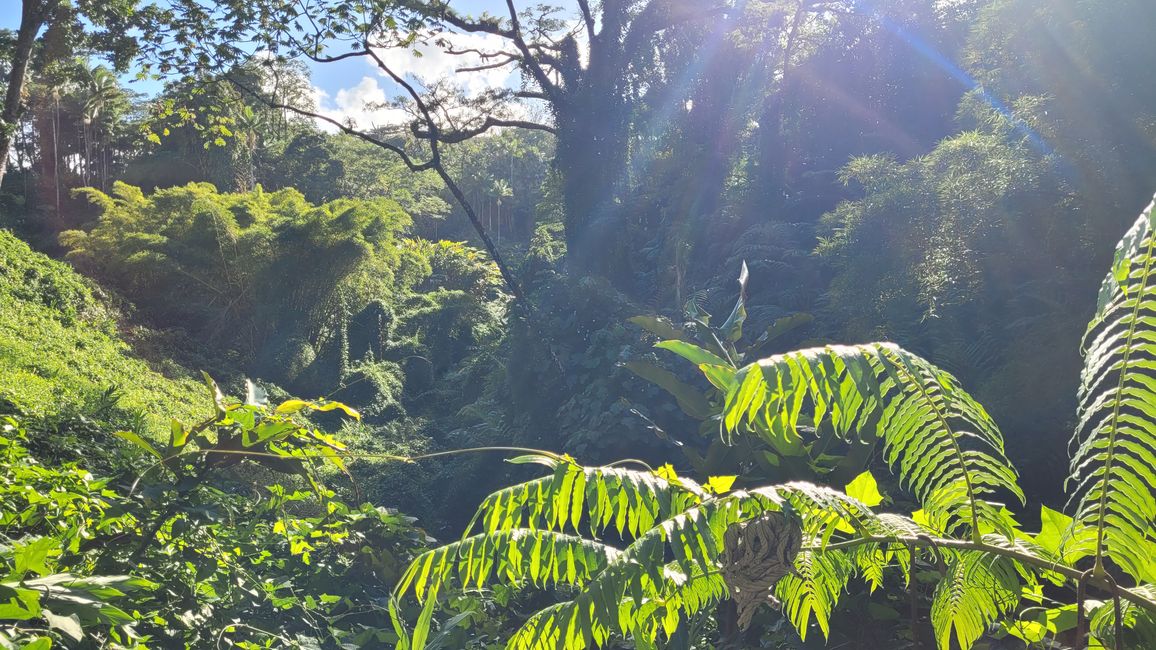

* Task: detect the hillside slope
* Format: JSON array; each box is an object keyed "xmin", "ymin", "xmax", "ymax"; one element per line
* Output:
[{"xmin": 0, "ymin": 229, "xmax": 204, "ymax": 431}]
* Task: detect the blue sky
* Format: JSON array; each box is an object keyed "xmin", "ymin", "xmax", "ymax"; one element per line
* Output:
[{"xmin": 0, "ymin": 0, "xmax": 533, "ymax": 126}]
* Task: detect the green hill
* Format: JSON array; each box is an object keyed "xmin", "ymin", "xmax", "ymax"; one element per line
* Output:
[{"xmin": 0, "ymin": 229, "xmax": 204, "ymax": 432}]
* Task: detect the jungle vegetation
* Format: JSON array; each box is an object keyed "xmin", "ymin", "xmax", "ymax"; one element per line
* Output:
[{"xmin": 1, "ymin": 0, "xmax": 1155, "ymax": 648}]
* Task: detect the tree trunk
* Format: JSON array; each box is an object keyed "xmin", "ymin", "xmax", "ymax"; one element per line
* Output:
[
  {"xmin": 555, "ymin": 90, "xmax": 632, "ymax": 288},
  {"xmin": 0, "ymin": 0, "xmax": 51, "ymax": 189}
]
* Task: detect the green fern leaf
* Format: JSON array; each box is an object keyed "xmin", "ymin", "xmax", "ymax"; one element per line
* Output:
[
  {"xmin": 504, "ymin": 496, "xmax": 754, "ymax": 650},
  {"xmin": 711, "ymin": 343, "xmax": 1022, "ymax": 535},
  {"xmin": 929, "ymin": 550, "xmax": 1022, "ymax": 650},
  {"xmin": 395, "ymin": 530, "xmax": 620, "ymax": 603},
  {"xmin": 465, "ymin": 462, "xmax": 705, "ymax": 540},
  {"xmin": 1070, "ymin": 196, "xmax": 1156, "ymax": 582},
  {"xmin": 775, "ymin": 546, "xmax": 854, "ymax": 641},
  {"xmin": 1089, "ymin": 584, "xmax": 1156, "ymax": 648}
]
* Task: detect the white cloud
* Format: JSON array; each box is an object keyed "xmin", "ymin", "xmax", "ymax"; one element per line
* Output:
[
  {"xmin": 371, "ymin": 32, "xmax": 518, "ymax": 97},
  {"xmin": 310, "ymin": 76, "xmax": 411, "ymax": 131}
]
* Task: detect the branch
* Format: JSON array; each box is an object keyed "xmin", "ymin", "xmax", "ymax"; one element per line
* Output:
[
  {"xmin": 501, "ymin": 0, "xmax": 564, "ymax": 103},
  {"xmin": 456, "ymin": 58, "xmax": 519, "ymax": 73},
  {"xmin": 362, "ymin": 43, "xmax": 528, "ymax": 304},
  {"xmin": 812, "ymin": 534, "xmax": 1156, "ymax": 618},
  {"xmin": 576, "ymin": 0, "xmax": 596, "ymax": 43},
  {"xmin": 224, "ymin": 74, "xmax": 434, "ymax": 174},
  {"xmin": 443, "ymin": 44, "xmax": 520, "ymax": 59},
  {"xmin": 416, "ymin": 116, "xmax": 556, "ymax": 143}
]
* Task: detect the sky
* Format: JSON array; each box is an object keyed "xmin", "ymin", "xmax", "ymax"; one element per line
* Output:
[{"xmin": 0, "ymin": 0, "xmax": 538, "ymax": 127}]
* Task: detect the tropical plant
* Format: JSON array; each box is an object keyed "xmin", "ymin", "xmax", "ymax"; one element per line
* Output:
[
  {"xmin": 390, "ymin": 198, "xmax": 1156, "ymax": 649},
  {"xmin": 1, "ymin": 375, "xmax": 429, "ymax": 648}
]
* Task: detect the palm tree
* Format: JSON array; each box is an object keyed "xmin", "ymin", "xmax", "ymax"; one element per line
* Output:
[
  {"xmin": 82, "ymin": 66, "xmax": 123, "ymax": 189},
  {"xmin": 492, "ymin": 178, "xmax": 512, "ymax": 244}
]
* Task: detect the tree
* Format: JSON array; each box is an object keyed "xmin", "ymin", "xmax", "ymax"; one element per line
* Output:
[
  {"xmin": 143, "ymin": 0, "xmax": 762, "ymax": 295},
  {"xmin": 0, "ymin": 0, "xmax": 142, "ymax": 189}
]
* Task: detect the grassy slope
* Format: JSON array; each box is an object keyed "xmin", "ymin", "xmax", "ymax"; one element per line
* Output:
[{"xmin": 0, "ymin": 229, "xmax": 205, "ymax": 433}]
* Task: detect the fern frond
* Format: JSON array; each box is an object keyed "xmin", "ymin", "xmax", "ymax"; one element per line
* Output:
[
  {"xmin": 465, "ymin": 462, "xmax": 705, "ymax": 540},
  {"xmin": 1089, "ymin": 584, "xmax": 1156, "ymax": 648},
  {"xmin": 395, "ymin": 530, "xmax": 620, "ymax": 602},
  {"xmin": 709, "ymin": 343, "xmax": 1022, "ymax": 535},
  {"xmin": 513, "ymin": 483, "xmax": 898, "ymax": 648},
  {"xmin": 775, "ymin": 546, "xmax": 854, "ymax": 641},
  {"xmin": 1070, "ymin": 196, "xmax": 1156, "ymax": 582},
  {"xmin": 929, "ymin": 550, "xmax": 1022, "ymax": 650},
  {"xmin": 504, "ymin": 495, "xmax": 757, "ymax": 649},
  {"xmin": 399, "ymin": 469, "xmax": 939, "ymax": 649}
]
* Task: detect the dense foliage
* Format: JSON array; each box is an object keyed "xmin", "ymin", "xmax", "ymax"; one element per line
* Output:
[
  {"xmin": 393, "ymin": 198, "xmax": 1156, "ymax": 650},
  {"xmin": 3, "ymin": 0, "xmax": 1156, "ymax": 647},
  {"xmin": 0, "ymin": 380, "xmax": 430, "ymax": 648}
]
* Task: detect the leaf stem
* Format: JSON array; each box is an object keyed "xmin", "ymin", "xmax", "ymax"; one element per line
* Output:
[
  {"xmin": 884, "ymin": 350, "xmax": 983, "ymax": 542},
  {"xmin": 1091, "ymin": 229, "xmax": 1156, "ymax": 575}
]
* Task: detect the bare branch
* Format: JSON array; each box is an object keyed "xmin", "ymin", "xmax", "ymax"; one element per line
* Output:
[
  {"xmin": 456, "ymin": 57, "xmax": 519, "ymax": 73},
  {"xmin": 224, "ymin": 73, "xmax": 434, "ymax": 174},
  {"xmin": 416, "ymin": 116, "xmax": 556, "ymax": 143},
  {"xmin": 443, "ymin": 44, "xmax": 521, "ymax": 59}
]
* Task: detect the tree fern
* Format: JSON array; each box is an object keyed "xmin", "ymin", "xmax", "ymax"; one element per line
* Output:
[
  {"xmin": 393, "ymin": 199, "xmax": 1156, "ymax": 648},
  {"xmin": 393, "ymin": 461, "xmax": 928, "ymax": 649},
  {"xmin": 1070, "ymin": 196, "xmax": 1156, "ymax": 582},
  {"xmin": 681, "ymin": 342, "xmax": 1023, "ymax": 537}
]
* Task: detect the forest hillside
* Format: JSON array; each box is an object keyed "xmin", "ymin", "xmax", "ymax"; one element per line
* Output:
[{"xmin": 2, "ymin": 0, "xmax": 1156, "ymax": 648}]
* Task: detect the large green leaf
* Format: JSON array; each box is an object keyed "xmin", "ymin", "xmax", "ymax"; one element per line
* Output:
[
  {"xmin": 930, "ymin": 551, "xmax": 1022, "ymax": 650},
  {"xmin": 1070, "ymin": 195, "xmax": 1156, "ymax": 582},
  {"xmin": 708, "ymin": 343, "xmax": 1022, "ymax": 535},
  {"xmin": 463, "ymin": 462, "xmax": 706, "ymax": 540}
]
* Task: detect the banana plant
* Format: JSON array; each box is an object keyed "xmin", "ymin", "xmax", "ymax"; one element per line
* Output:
[{"xmin": 627, "ymin": 261, "xmax": 874, "ymax": 486}]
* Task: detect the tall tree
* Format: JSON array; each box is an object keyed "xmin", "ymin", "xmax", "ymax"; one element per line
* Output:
[
  {"xmin": 0, "ymin": 0, "xmax": 142, "ymax": 189},
  {"xmin": 145, "ymin": 0, "xmax": 745, "ymax": 295}
]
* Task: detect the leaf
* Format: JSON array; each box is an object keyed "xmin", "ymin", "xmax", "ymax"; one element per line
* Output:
[
  {"xmin": 706, "ymin": 476, "xmax": 737, "ymax": 494},
  {"xmin": 273, "ymin": 399, "xmax": 360, "ymax": 420},
  {"xmin": 114, "ymin": 430, "xmax": 162, "ymax": 460},
  {"xmin": 12, "ymin": 538, "xmax": 56, "ymax": 577},
  {"xmin": 624, "ymin": 361, "xmax": 713, "ymax": 419},
  {"xmin": 506, "ymin": 454, "xmax": 564, "ymax": 468},
  {"xmin": 707, "ymin": 343, "xmax": 1022, "ymax": 534},
  {"xmin": 42, "ymin": 609, "xmax": 83, "ymax": 642},
  {"xmin": 776, "ymin": 547, "xmax": 854, "ymax": 641},
  {"xmin": 1069, "ymin": 195, "xmax": 1156, "ymax": 582},
  {"xmin": 719, "ymin": 262, "xmax": 749, "ymax": 343},
  {"xmin": 201, "ymin": 371, "xmax": 227, "ymax": 415},
  {"xmin": 655, "ymin": 340, "xmax": 731, "ymax": 369},
  {"xmin": 844, "ymin": 471, "xmax": 884, "ymax": 508},
  {"xmin": 169, "ymin": 418, "xmax": 189, "ymax": 449},
  {"xmin": 628, "ymin": 316, "xmax": 686, "ymax": 341},
  {"xmin": 930, "ymin": 551, "xmax": 1022, "ymax": 650},
  {"xmin": 0, "ymin": 585, "xmax": 41, "ymax": 620},
  {"xmin": 753, "ymin": 313, "xmax": 815, "ymax": 350},
  {"xmin": 1033, "ymin": 505, "xmax": 1094, "ymax": 565},
  {"xmin": 275, "ymin": 399, "xmax": 309, "ymax": 414}
]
